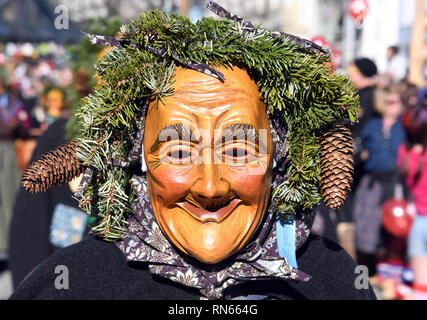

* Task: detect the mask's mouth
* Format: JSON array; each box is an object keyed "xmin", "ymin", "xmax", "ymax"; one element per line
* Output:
[{"xmin": 177, "ymin": 198, "xmax": 242, "ymax": 223}]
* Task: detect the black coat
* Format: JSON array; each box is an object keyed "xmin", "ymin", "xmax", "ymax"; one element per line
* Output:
[{"xmin": 9, "ymin": 233, "xmax": 377, "ymax": 300}]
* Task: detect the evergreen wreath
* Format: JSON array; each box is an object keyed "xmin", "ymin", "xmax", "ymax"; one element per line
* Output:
[{"xmin": 58, "ymin": 2, "xmax": 359, "ymax": 241}]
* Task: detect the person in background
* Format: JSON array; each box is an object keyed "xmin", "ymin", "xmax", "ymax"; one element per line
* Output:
[
  {"xmin": 74, "ymin": 69, "xmax": 92, "ymax": 99},
  {"xmin": 385, "ymin": 46, "xmax": 408, "ymax": 83},
  {"xmin": 348, "ymin": 58, "xmax": 379, "ymax": 140},
  {"xmin": 0, "ymin": 76, "xmax": 31, "ymax": 272},
  {"xmin": 398, "ymin": 80, "xmax": 419, "ymax": 111},
  {"xmin": 397, "ymin": 103, "xmax": 427, "ymax": 300},
  {"xmin": 337, "ymin": 58, "xmax": 379, "ymax": 259},
  {"xmin": 39, "ymin": 86, "xmax": 67, "ymax": 129},
  {"xmin": 354, "ymin": 84, "xmax": 406, "ymax": 277},
  {"xmin": 14, "ymin": 85, "xmax": 67, "ymax": 171},
  {"xmin": 7, "ymin": 78, "xmax": 39, "ymax": 172},
  {"xmin": 361, "ymin": 85, "xmax": 406, "ymax": 174}
]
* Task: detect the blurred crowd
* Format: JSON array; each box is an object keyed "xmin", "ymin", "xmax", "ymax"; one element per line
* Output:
[
  {"xmin": 0, "ymin": 36, "xmax": 427, "ymax": 300},
  {"xmin": 0, "ymin": 42, "xmax": 93, "ymax": 295},
  {"xmin": 312, "ymin": 45, "xmax": 427, "ymax": 300},
  {"xmin": 0, "ymin": 43, "xmax": 72, "ymax": 167}
]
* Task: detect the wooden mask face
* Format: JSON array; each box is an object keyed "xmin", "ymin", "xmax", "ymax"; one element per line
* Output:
[{"xmin": 143, "ymin": 66, "xmax": 273, "ymax": 264}]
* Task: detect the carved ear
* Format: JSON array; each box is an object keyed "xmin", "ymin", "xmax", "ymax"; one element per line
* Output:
[
  {"xmin": 22, "ymin": 142, "xmax": 84, "ymax": 193},
  {"xmin": 319, "ymin": 124, "xmax": 354, "ymax": 210}
]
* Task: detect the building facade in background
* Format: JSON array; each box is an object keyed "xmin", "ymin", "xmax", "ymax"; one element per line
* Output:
[{"xmin": 358, "ymin": 0, "xmax": 415, "ymax": 73}]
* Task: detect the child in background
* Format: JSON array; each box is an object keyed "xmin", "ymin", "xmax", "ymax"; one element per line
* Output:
[{"xmin": 398, "ymin": 102, "xmax": 427, "ymax": 300}]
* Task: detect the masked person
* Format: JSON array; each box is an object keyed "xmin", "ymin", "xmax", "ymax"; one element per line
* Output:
[{"xmin": 10, "ymin": 3, "xmax": 376, "ymax": 300}]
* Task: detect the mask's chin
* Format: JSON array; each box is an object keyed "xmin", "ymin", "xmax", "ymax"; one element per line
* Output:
[
  {"xmin": 154, "ymin": 200, "xmax": 268, "ymax": 265},
  {"xmin": 186, "ymin": 244, "xmax": 236, "ymax": 265}
]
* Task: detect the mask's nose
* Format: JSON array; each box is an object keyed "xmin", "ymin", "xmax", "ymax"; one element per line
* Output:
[{"xmin": 189, "ymin": 160, "xmax": 232, "ymax": 211}]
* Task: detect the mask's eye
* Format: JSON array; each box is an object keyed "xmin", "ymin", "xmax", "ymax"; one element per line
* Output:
[
  {"xmin": 221, "ymin": 143, "xmax": 256, "ymax": 164},
  {"xmin": 165, "ymin": 146, "xmax": 194, "ymax": 164},
  {"xmin": 168, "ymin": 149, "xmax": 191, "ymax": 160},
  {"xmin": 223, "ymin": 147, "xmax": 248, "ymax": 159}
]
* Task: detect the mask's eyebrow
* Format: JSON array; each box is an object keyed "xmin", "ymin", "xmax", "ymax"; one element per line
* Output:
[
  {"xmin": 150, "ymin": 123, "xmax": 200, "ymax": 152},
  {"xmin": 221, "ymin": 123, "xmax": 268, "ymax": 151}
]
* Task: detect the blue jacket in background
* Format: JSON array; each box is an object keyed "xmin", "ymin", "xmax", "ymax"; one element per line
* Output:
[{"xmin": 361, "ymin": 116, "xmax": 406, "ymax": 172}]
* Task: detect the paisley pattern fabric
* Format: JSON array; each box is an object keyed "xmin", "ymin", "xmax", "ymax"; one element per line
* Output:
[{"xmin": 115, "ymin": 116, "xmax": 316, "ymax": 300}]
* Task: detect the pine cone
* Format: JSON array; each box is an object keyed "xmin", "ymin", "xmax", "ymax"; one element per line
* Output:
[
  {"xmin": 319, "ymin": 124, "xmax": 354, "ymax": 210},
  {"xmin": 22, "ymin": 142, "xmax": 84, "ymax": 193}
]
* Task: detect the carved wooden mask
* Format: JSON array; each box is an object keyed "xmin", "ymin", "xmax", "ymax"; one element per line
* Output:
[{"xmin": 143, "ymin": 66, "xmax": 274, "ymax": 263}]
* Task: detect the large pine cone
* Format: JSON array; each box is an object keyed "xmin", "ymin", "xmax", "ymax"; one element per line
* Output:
[
  {"xmin": 22, "ymin": 142, "xmax": 83, "ymax": 193},
  {"xmin": 320, "ymin": 124, "xmax": 354, "ymax": 209}
]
